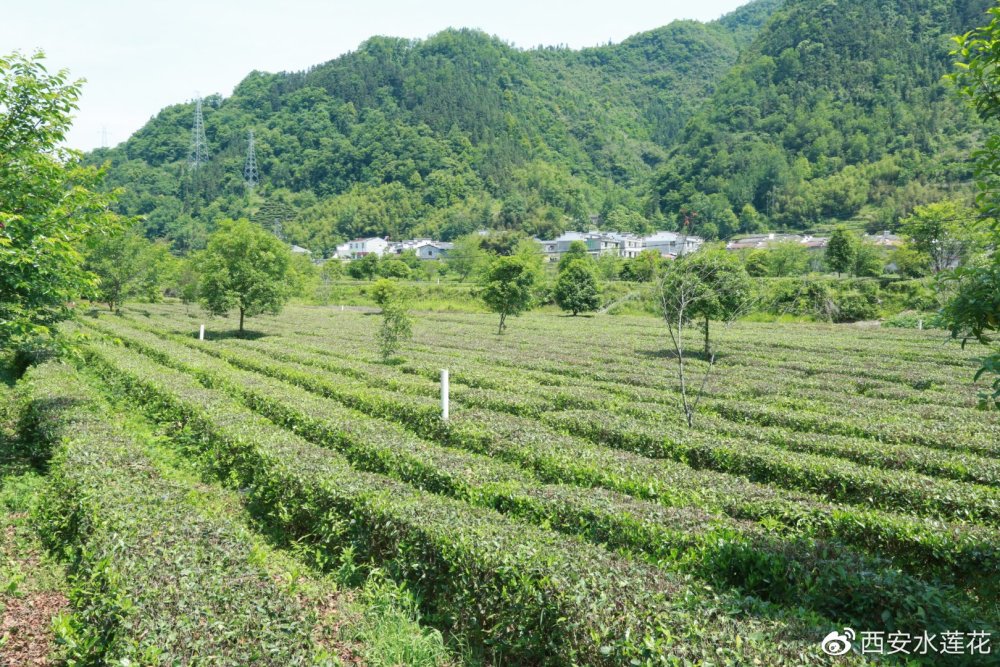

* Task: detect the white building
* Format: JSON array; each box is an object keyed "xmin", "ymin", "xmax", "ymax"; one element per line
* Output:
[
  {"xmin": 605, "ymin": 232, "xmax": 643, "ymax": 259},
  {"xmin": 538, "ymin": 231, "xmax": 625, "ymax": 261},
  {"xmin": 537, "ymin": 230, "xmax": 703, "ymax": 261},
  {"xmin": 641, "ymin": 231, "xmax": 703, "ymax": 257},
  {"xmin": 413, "ymin": 241, "xmax": 454, "ymax": 260},
  {"xmin": 347, "ymin": 237, "xmax": 389, "ymax": 259}
]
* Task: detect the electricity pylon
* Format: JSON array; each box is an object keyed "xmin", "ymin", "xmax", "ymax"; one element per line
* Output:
[
  {"xmin": 243, "ymin": 129, "xmax": 259, "ymax": 189},
  {"xmin": 189, "ymin": 96, "xmax": 209, "ymax": 169}
]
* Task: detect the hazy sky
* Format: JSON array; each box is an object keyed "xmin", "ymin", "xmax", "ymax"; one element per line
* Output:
[{"xmin": 2, "ymin": 0, "xmax": 751, "ymax": 151}]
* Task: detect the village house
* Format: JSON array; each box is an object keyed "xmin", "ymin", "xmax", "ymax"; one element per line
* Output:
[
  {"xmin": 412, "ymin": 240, "xmax": 454, "ymax": 260},
  {"xmin": 641, "ymin": 231, "xmax": 703, "ymax": 257},
  {"xmin": 865, "ymin": 230, "xmax": 903, "ymax": 247},
  {"xmin": 726, "ymin": 233, "xmax": 829, "ymax": 251},
  {"xmin": 537, "ymin": 230, "xmax": 703, "ymax": 261},
  {"xmin": 347, "ymin": 237, "xmax": 389, "ymax": 259}
]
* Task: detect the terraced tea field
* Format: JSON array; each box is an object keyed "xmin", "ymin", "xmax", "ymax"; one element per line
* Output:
[{"xmin": 17, "ymin": 303, "xmax": 1000, "ymax": 664}]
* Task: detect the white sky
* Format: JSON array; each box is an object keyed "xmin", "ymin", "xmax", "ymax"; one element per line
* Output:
[{"xmin": 1, "ymin": 0, "xmax": 751, "ymax": 151}]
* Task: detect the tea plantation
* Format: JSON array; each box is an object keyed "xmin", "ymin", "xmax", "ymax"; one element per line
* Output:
[{"xmin": 6, "ymin": 303, "xmax": 999, "ymax": 665}]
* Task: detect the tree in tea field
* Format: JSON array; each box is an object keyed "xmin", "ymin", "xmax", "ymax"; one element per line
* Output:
[
  {"xmin": 656, "ymin": 246, "xmax": 754, "ymax": 427},
  {"xmin": 826, "ymin": 227, "xmax": 858, "ymax": 277},
  {"xmin": 480, "ymin": 256, "xmax": 536, "ymax": 334},
  {"xmin": 0, "ymin": 51, "xmax": 124, "ymax": 348},
  {"xmin": 198, "ymin": 219, "xmax": 291, "ymax": 334},
  {"xmin": 371, "ymin": 278, "xmax": 413, "ymax": 361},
  {"xmin": 554, "ymin": 259, "xmax": 600, "ymax": 316},
  {"xmin": 85, "ymin": 227, "xmax": 172, "ymax": 311}
]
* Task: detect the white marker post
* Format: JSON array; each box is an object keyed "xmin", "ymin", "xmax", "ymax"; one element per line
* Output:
[
  {"xmin": 918, "ymin": 319, "xmax": 923, "ymax": 331},
  {"xmin": 199, "ymin": 324, "xmax": 205, "ymax": 341},
  {"xmin": 441, "ymin": 369, "xmax": 449, "ymax": 420}
]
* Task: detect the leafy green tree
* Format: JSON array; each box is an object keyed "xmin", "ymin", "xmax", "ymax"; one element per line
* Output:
[
  {"xmin": 378, "ymin": 258, "xmax": 412, "ymax": 279},
  {"xmin": 942, "ymin": 260, "xmax": 1000, "ymax": 407},
  {"xmin": 899, "ymin": 201, "xmax": 973, "ymax": 273},
  {"xmin": 1, "ymin": 52, "xmax": 124, "ymax": 348},
  {"xmin": 947, "ymin": 11, "xmax": 1000, "ymax": 407},
  {"xmin": 420, "ymin": 260, "xmax": 445, "ymax": 282},
  {"xmin": 348, "ymin": 252, "xmax": 381, "ymax": 280},
  {"xmin": 766, "ymin": 241, "xmax": 810, "ymax": 277},
  {"xmin": 321, "ymin": 259, "xmax": 344, "ymax": 282},
  {"xmin": 557, "ymin": 240, "xmax": 590, "ymax": 272},
  {"xmin": 595, "ymin": 253, "xmax": 622, "ymax": 281},
  {"xmin": 888, "ymin": 244, "xmax": 930, "ymax": 278},
  {"xmin": 605, "ymin": 206, "xmax": 652, "ymax": 234},
  {"xmin": 175, "ymin": 256, "xmax": 201, "ymax": 310},
  {"xmin": 479, "ymin": 256, "xmax": 536, "ymax": 334},
  {"xmin": 446, "ymin": 233, "xmax": 486, "ymax": 282},
  {"xmin": 741, "ymin": 249, "xmax": 770, "ymax": 277},
  {"xmin": 513, "ymin": 237, "xmax": 545, "ymax": 280},
  {"xmin": 480, "ymin": 230, "xmax": 526, "ymax": 257},
  {"xmin": 656, "ymin": 246, "xmax": 753, "ymax": 426},
  {"xmin": 85, "ymin": 228, "xmax": 167, "ymax": 311},
  {"xmin": 371, "ymin": 278, "xmax": 413, "ymax": 361},
  {"xmin": 398, "ymin": 249, "xmax": 422, "ymax": 269},
  {"xmin": 825, "ymin": 227, "xmax": 858, "ymax": 277},
  {"xmin": 198, "ymin": 219, "xmax": 292, "ymax": 333},
  {"xmin": 286, "ymin": 253, "xmax": 321, "ymax": 300},
  {"xmin": 738, "ymin": 204, "xmax": 766, "ymax": 234},
  {"xmin": 554, "ymin": 259, "xmax": 601, "ymax": 316},
  {"xmin": 685, "ymin": 247, "xmax": 754, "ymax": 356},
  {"xmin": 852, "ymin": 241, "xmax": 884, "ymax": 278},
  {"xmin": 621, "ymin": 249, "xmax": 661, "ymax": 282}
]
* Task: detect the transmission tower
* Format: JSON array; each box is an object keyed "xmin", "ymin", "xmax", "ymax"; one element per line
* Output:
[
  {"xmin": 243, "ymin": 129, "xmax": 259, "ymax": 189},
  {"xmin": 189, "ymin": 96, "xmax": 209, "ymax": 169}
]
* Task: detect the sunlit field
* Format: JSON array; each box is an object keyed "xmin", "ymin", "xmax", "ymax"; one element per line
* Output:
[{"xmin": 38, "ymin": 302, "xmax": 996, "ymax": 664}]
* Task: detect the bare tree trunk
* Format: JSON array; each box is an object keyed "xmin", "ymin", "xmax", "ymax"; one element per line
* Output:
[
  {"xmin": 497, "ymin": 312, "xmax": 506, "ymax": 335},
  {"xmin": 239, "ymin": 308, "xmax": 245, "ymax": 334}
]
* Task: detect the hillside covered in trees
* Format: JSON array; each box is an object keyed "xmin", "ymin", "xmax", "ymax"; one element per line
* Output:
[{"xmin": 87, "ymin": 0, "xmax": 992, "ymax": 256}]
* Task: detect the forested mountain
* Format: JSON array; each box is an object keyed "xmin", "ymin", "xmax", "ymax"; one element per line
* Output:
[
  {"xmin": 651, "ymin": 0, "xmax": 994, "ymax": 239},
  {"xmin": 88, "ymin": 0, "xmax": 992, "ymax": 255}
]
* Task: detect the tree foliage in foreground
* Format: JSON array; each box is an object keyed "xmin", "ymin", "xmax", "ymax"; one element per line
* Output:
[
  {"xmin": 198, "ymin": 219, "xmax": 291, "ymax": 333},
  {"xmin": 948, "ymin": 9, "xmax": 1000, "ymax": 408},
  {"xmin": 0, "ymin": 51, "xmax": 123, "ymax": 348}
]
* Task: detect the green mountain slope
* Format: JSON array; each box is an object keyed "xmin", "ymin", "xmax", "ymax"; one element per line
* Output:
[
  {"xmin": 650, "ymin": 0, "xmax": 993, "ymax": 239},
  {"xmin": 87, "ymin": 2, "xmax": 776, "ymax": 254},
  {"xmin": 88, "ymin": 0, "xmax": 995, "ymax": 254}
]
